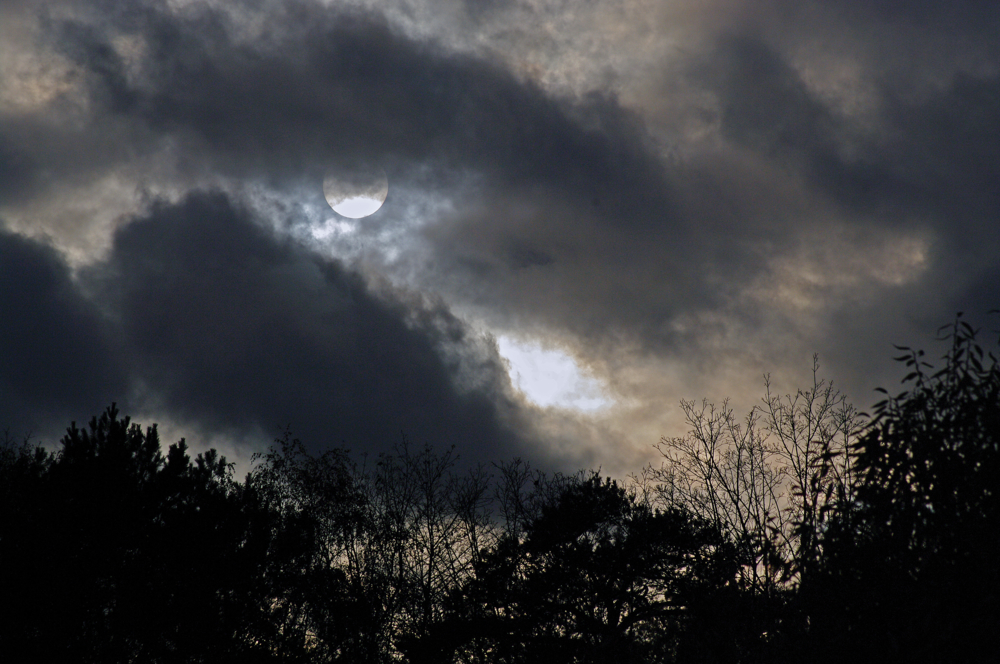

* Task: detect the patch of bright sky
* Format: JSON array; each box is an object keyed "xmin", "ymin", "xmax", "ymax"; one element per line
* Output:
[{"xmin": 496, "ymin": 335, "xmax": 612, "ymax": 412}]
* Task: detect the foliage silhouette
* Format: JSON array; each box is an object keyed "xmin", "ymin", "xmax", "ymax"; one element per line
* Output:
[
  {"xmin": 0, "ymin": 405, "xmax": 290, "ymax": 662},
  {"xmin": 3, "ymin": 316, "xmax": 998, "ymax": 663},
  {"xmin": 803, "ymin": 314, "xmax": 1000, "ymax": 663},
  {"xmin": 645, "ymin": 358, "xmax": 861, "ymax": 593},
  {"xmin": 245, "ymin": 435, "xmax": 502, "ymax": 663},
  {"xmin": 639, "ymin": 358, "xmax": 862, "ymax": 661},
  {"xmin": 410, "ymin": 473, "xmax": 743, "ymax": 664}
]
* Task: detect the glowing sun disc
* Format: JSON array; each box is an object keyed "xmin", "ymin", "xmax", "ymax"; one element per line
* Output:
[
  {"xmin": 332, "ymin": 195, "xmax": 384, "ymax": 218},
  {"xmin": 323, "ymin": 168, "xmax": 388, "ymax": 218}
]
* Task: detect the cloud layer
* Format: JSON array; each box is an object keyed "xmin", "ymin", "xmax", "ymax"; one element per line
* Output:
[{"xmin": 2, "ymin": 0, "xmax": 997, "ymax": 473}]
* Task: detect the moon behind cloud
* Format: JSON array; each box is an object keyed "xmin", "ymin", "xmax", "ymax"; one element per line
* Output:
[{"xmin": 323, "ymin": 168, "xmax": 388, "ymax": 218}]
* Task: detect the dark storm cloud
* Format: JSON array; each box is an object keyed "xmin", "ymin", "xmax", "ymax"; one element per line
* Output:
[
  {"xmin": 0, "ymin": 229, "xmax": 126, "ymax": 435},
  {"xmin": 703, "ymin": 31, "xmax": 997, "ymax": 214},
  {"xmin": 45, "ymin": 1, "xmax": 664, "ymax": 207},
  {"xmin": 727, "ymin": 46, "xmax": 1000, "ymax": 239},
  {"xmin": 688, "ymin": 18, "xmax": 1000, "ymax": 399},
  {"xmin": 711, "ymin": 36, "xmax": 834, "ymax": 163},
  {"xmin": 40, "ymin": 0, "xmax": 988, "ymax": 358},
  {"xmin": 819, "ymin": 0, "xmax": 1000, "ymax": 31},
  {"xmin": 875, "ymin": 74, "xmax": 1000, "ymax": 230},
  {"xmin": 0, "ymin": 135, "xmax": 38, "ymax": 206},
  {"xmin": 24, "ymin": 2, "xmax": 1000, "ymax": 277},
  {"xmin": 86, "ymin": 190, "xmax": 528, "ymax": 460},
  {"xmin": 0, "ymin": 182, "xmax": 539, "ymax": 460},
  {"xmin": 32, "ymin": 0, "xmax": 720, "ymax": 346},
  {"xmin": 4, "ymin": 0, "xmax": 998, "ymax": 470},
  {"xmin": 1, "ymin": 0, "xmax": 680, "ymax": 466},
  {"xmin": 706, "ymin": 31, "xmax": 1000, "ymax": 284}
]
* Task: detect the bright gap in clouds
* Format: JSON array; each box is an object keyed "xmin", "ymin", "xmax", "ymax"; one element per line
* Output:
[{"xmin": 496, "ymin": 336, "xmax": 611, "ymax": 412}]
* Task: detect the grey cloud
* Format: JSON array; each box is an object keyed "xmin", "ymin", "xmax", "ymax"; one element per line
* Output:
[
  {"xmin": 35, "ymin": 1, "xmax": 711, "ymax": 342},
  {"xmin": 52, "ymin": 20, "xmax": 139, "ymax": 115},
  {"xmin": 817, "ymin": 0, "xmax": 1000, "ymax": 31},
  {"xmin": 0, "ymin": 229, "xmax": 126, "ymax": 436},
  {"xmin": 42, "ymin": 1, "xmax": 667, "ymax": 215},
  {"xmin": 691, "ymin": 27, "xmax": 999, "ymax": 240},
  {"xmin": 710, "ymin": 35, "xmax": 835, "ymax": 162},
  {"xmin": 3, "ymin": 0, "xmax": 998, "ymax": 473},
  {"xmin": 4, "ymin": 0, "xmax": 686, "ymax": 466},
  {"xmin": 680, "ymin": 23, "xmax": 1000, "ymax": 400},
  {"xmin": 879, "ymin": 74, "xmax": 1000, "ymax": 228},
  {"xmin": 0, "ymin": 134, "xmax": 37, "ymax": 206},
  {"xmin": 806, "ymin": 70, "xmax": 999, "ymax": 236},
  {"xmin": 86, "ymin": 190, "xmax": 531, "ymax": 461}
]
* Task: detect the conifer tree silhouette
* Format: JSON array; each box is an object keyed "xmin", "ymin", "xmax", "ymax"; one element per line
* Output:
[{"xmin": 0, "ymin": 405, "xmax": 285, "ymax": 662}]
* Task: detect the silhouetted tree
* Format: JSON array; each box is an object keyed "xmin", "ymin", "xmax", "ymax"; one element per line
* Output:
[
  {"xmin": 0, "ymin": 405, "xmax": 290, "ymax": 663},
  {"xmin": 414, "ymin": 473, "xmax": 741, "ymax": 664},
  {"xmin": 803, "ymin": 315, "xmax": 1000, "ymax": 663},
  {"xmin": 645, "ymin": 358, "xmax": 861, "ymax": 594},
  {"xmin": 246, "ymin": 435, "xmax": 499, "ymax": 663},
  {"xmin": 8, "ymin": 317, "xmax": 995, "ymax": 664},
  {"xmin": 635, "ymin": 361, "xmax": 861, "ymax": 662}
]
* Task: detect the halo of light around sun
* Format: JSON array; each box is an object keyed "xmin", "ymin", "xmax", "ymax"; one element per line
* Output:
[{"xmin": 323, "ymin": 168, "xmax": 388, "ymax": 218}]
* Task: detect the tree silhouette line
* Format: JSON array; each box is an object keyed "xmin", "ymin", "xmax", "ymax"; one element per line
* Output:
[{"xmin": 1, "ymin": 316, "xmax": 998, "ymax": 663}]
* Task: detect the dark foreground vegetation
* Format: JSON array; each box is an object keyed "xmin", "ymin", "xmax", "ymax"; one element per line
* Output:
[{"xmin": 2, "ymin": 317, "xmax": 998, "ymax": 663}]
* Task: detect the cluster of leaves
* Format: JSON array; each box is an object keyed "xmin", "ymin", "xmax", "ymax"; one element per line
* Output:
[
  {"xmin": 801, "ymin": 316, "xmax": 1000, "ymax": 663},
  {"xmin": 2, "ymin": 315, "xmax": 998, "ymax": 663},
  {"xmin": 637, "ymin": 315, "xmax": 1000, "ymax": 662},
  {"xmin": 0, "ymin": 406, "xmax": 282, "ymax": 663}
]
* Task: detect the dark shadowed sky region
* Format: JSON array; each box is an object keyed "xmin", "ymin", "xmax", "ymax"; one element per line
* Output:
[{"xmin": 2, "ymin": 0, "xmax": 998, "ymax": 474}]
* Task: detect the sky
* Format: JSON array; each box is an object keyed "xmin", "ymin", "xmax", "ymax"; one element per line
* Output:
[{"xmin": 1, "ymin": 0, "xmax": 998, "ymax": 476}]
